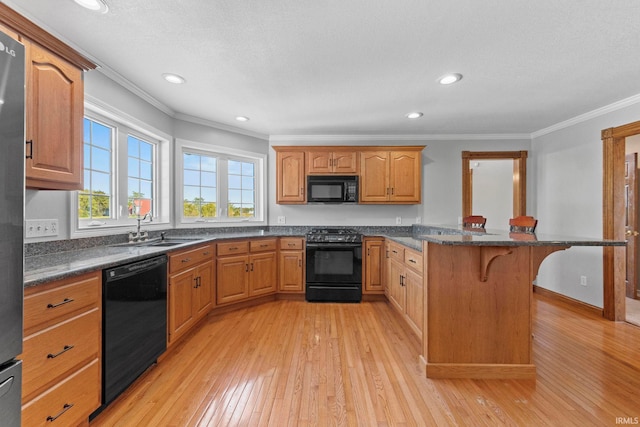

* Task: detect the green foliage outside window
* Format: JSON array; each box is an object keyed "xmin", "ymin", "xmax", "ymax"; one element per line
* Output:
[{"xmin": 78, "ymin": 191, "xmax": 110, "ymax": 218}]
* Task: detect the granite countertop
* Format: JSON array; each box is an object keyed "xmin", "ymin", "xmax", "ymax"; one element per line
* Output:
[
  {"xmin": 25, "ymin": 225, "xmax": 624, "ymax": 288},
  {"xmin": 414, "ymin": 227, "xmax": 626, "ymax": 247},
  {"xmin": 24, "ymin": 230, "xmax": 295, "ymax": 287}
]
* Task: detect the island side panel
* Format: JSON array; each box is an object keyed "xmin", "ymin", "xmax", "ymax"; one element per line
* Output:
[{"xmin": 423, "ymin": 242, "xmax": 535, "ymax": 379}]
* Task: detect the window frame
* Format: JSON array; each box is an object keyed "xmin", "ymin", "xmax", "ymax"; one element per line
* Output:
[
  {"xmin": 71, "ymin": 102, "xmax": 171, "ymax": 238},
  {"xmin": 175, "ymin": 138, "xmax": 266, "ymax": 227}
]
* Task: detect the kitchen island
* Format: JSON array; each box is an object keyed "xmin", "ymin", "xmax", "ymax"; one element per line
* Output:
[{"xmin": 416, "ymin": 230, "xmax": 624, "ymax": 379}]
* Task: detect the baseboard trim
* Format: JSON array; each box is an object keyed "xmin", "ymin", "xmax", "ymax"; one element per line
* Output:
[{"xmin": 533, "ymin": 285, "xmax": 603, "ymax": 317}]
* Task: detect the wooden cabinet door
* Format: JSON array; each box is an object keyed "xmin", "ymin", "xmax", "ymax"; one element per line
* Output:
[
  {"xmin": 360, "ymin": 151, "xmax": 390, "ymax": 202},
  {"xmin": 194, "ymin": 260, "xmax": 214, "ymax": 320},
  {"xmin": 276, "ymin": 151, "xmax": 306, "ymax": 203},
  {"xmin": 249, "ymin": 252, "xmax": 277, "ymax": 296},
  {"xmin": 389, "ymin": 151, "xmax": 421, "ymax": 203},
  {"xmin": 279, "ymin": 251, "xmax": 304, "ymax": 292},
  {"xmin": 169, "ymin": 268, "xmax": 196, "ymax": 343},
  {"xmin": 307, "ymin": 151, "xmax": 333, "ymax": 174},
  {"xmin": 388, "ymin": 260, "xmax": 406, "ymax": 312},
  {"xmin": 217, "ymin": 255, "xmax": 249, "ymax": 305},
  {"xmin": 332, "ymin": 151, "xmax": 358, "ymax": 174},
  {"xmin": 404, "ymin": 268, "xmax": 423, "ymax": 337},
  {"xmin": 25, "ymin": 40, "xmax": 84, "ymax": 190},
  {"xmin": 364, "ymin": 239, "xmax": 384, "ymax": 293}
]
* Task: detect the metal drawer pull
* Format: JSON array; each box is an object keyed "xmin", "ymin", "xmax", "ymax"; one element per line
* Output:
[
  {"xmin": 288, "ymin": 243, "xmax": 296, "ymax": 247},
  {"xmin": 47, "ymin": 345, "xmax": 74, "ymax": 359},
  {"xmin": 26, "ymin": 140, "xmax": 33, "ymax": 159},
  {"xmin": 47, "ymin": 403, "xmax": 74, "ymax": 422},
  {"xmin": 47, "ymin": 298, "xmax": 74, "ymax": 309},
  {"xmin": 229, "ymin": 247, "xmax": 238, "ymax": 250},
  {"xmin": 203, "ymin": 251, "xmax": 211, "ymax": 255},
  {"xmin": 409, "ymin": 259, "xmax": 417, "ymax": 264},
  {"xmin": 260, "ymin": 244, "xmax": 269, "ymax": 247},
  {"xmin": 181, "ymin": 257, "xmax": 192, "ymax": 263}
]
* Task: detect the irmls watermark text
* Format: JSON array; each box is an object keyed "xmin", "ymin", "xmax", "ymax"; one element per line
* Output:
[{"xmin": 616, "ymin": 417, "xmax": 639, "ymax": 425}]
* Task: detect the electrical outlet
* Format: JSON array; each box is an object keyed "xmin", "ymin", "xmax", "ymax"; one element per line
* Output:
[
  {"xmin": 396, "ymin": 216, "xmax": 402, "ymax": 225},
  {"xmin": 277, "ymin": 216, "xmax": 286, "ymax": 224},
  {"xmin": 25, "ymin": 219, "xmax": 59, "ymax": 238},
  {"xmin": 415, "ymin": 217, "xmax": 421, "ymax": 224},
  {"xmin": 580, "ymin": 275, "xmax": 587, "ymax": 287}
]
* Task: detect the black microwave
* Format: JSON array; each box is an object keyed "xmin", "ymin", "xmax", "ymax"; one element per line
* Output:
[{"xmin": 307, "ymin": 175, "xmax": 358, "ymax": 203}]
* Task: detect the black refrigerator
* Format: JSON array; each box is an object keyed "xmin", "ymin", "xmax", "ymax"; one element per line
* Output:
[{"xmin": 0, "ymin": 30, "xmax": 25, "ymax": 427}]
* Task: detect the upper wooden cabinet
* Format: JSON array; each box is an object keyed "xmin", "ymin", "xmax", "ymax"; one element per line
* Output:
[
  {"xmin": 307, "ymin": 150, "xmax": 358, "ymax": 174},
  {"xmin": 276, "ymin": 151, "xmax": 306, "ymax": 204},
  {"xmin": 360, "ymin": 149, "xmax": 423, "ymax": 204},
  {"xmin": 0, "ymin": 4, "xmax": 96, "ymax": 190},
  {"xmin": 273, "ymin": 145, "xmax": 424, "ymax": 205},
  {"xmin": 25, "ymin": 40, "xmax": 85, "ymax": 190}
]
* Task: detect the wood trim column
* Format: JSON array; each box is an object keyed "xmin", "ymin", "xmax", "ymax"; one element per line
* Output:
[{"xmin": 602, "ymin": 124, "xmax": 640, "ymax": 320}]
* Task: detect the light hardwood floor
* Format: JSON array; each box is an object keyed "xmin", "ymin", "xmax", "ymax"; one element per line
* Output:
[
  {"xmin": 90, "ymin": 294, "xmax": 640, "ymax": 426},
  {"xmin": 627, "ymin": 297, "xmax": 640, "ymax": 327}
]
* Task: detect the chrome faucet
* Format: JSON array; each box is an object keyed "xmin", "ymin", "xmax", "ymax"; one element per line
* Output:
[{"xmin": 130, "ymin": 213, "xmax": 152, "ymax": 242}]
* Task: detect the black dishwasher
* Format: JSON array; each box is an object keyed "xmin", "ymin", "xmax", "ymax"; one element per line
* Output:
[{"xmin": 93, "ymin": 255, "xmax": 168, "ymax": 418}]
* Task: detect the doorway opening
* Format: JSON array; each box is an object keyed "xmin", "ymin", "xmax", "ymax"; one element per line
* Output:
[{"xmin": 602, "ymin": 120, "xmax": 640, "ymax": 323}]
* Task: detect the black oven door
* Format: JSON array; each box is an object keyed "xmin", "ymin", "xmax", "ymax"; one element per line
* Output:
[{"xmin": 306, "ymin": 243, "xmax": 362, "ymax": 302}]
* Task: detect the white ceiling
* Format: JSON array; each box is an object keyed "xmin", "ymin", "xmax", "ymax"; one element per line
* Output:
[{"xmin": 5, "ymin": 0, "xmax": 640, "ymax": 139}]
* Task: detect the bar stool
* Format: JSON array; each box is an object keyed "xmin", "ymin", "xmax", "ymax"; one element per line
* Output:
[
  {"xmin": 509, "ymin": 215, "xmax": 538, "ymax": 233},
  {"xmin": 462, "ymin": 215, "xmax": 487, "ymax": 229}
]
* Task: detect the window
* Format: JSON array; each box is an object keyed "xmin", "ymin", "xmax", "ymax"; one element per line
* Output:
[
  {"xmin": 177, "ymin": 139, "xmax": 264, "ymax": 224},
  {"xmin": 227, "ymin": 160, "xmax": 255, "ymax": 218},
  {"xmin": 128, "ymin": 136, "xmax": 154, "ymax": 217},
  {"xmin": 79, "ymin": 118, "xmax": 113, "ymax": 221},
  {"xmin": 74, "ymin": 107, "xmax": 169, "ymax": 234},
  {"xmin": 183, "ymin": 153, "xmax": 217, "ymax": 219}
]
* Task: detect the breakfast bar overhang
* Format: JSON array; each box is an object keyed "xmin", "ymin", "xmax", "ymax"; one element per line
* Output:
[{"xmin": 416, "ymin": 231, "xmax": 625, "ymax": 380}]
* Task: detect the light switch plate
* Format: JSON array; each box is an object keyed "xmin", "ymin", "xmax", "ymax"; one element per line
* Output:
[
  {"xmin": 26, "ymin": 219, "xmax": 59, "ymax": 238},
  {"xmin": 277, "ymin": 216, "xmax": 286, "ymax": 224}
]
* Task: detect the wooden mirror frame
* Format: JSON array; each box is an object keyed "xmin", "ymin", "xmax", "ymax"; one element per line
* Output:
[{"xmin": 461, "ymin": 151, "xmax": 528, "ymax": 219}]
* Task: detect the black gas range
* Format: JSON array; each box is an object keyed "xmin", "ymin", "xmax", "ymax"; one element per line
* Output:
[{"xmin": 305, "ymin": 228, "xmax": 363, "ymax": 302}]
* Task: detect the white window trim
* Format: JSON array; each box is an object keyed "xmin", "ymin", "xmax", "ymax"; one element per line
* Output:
[
  {"xmin": 175, "ymin": 138, "xmax": 266, "ymax": 228},
  {"xmin": 71, "ymin": 101, "xmax": 172, "ymax": 238}
]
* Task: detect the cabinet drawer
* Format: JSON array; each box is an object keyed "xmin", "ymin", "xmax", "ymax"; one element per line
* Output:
[
  {"xmin": 250, "ymin": 238, "xmax": 277, "ymax": 252},
  {"xmin": 279, "ymin": 237, "xmax": 304, "ymax": 250},
  {"xmin": 217, "ymin": 240, "xmax": 249, "ymax": 256},
  {"xmin": 169, "ymin": 244, "xmax": 214, "ymax": 273},
  {"xmin": 22, "ymin": 359, "xmax": 100, "ymax": 427},
  {"xmin": 22, "ymin": 308, "xmax": 100, "ymax": 401},
  {"xmin": 388, "ymin": 243, "xmax": 405, "ymax": 262},
  {"xmin": 404, "ymin": 248, "xmax": 423, "ymax": 273},
  {"xmin": 24, "ymin": 272, "xmax": 100, "ymax": 334}
]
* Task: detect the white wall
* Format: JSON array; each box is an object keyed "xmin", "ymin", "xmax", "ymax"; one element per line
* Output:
[
  {"xmin": 532, "ymin": 102, "xmax": 640, "ymax": 307},
  {"xmin": 471, "ymin": 160, "xmax": 513, "ymax": 230}
]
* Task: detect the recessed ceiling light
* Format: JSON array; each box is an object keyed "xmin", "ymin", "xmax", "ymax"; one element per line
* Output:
[
  {"xmin": 162, "ymin": 73, "xmax": 186, "ymax": 84},
  {"xmin": 235, "ymin": 116, "xmax": 250, "ymax": 122},
  {"xmin": 438, "ymin": 73, "xmax": 463, "ymax": 85},
  {"xmin": 73, "ymin": 0, "xmax": 109, "ymax": 13},
  {"xmin": 406, "ymin": 112, "xmax": 423, "ymax": 119}
]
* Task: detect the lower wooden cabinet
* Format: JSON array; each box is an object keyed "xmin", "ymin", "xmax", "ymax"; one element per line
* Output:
[
  {"xmin": 168, "ymin": 244, "xmax": 215, "ymax": 345},
  {"xmin": 217, "ymin": 238, "xmax": 277, "ymax": 305},
  {"xmin": 278, "ymin": 237, "xmax": 305, "ymax": 293},
  {"xmin": 385, "ymin": 241, "xmax": 424, "ymax": 337},
  {"xmin": 22, "ymin": 271, "xmax": 101, "ymax": 426},
  {"xmin": 363, "ymin": 237, "xmax": 384, "ymax": 294}
]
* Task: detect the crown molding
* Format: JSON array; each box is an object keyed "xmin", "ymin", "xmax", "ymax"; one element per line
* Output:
[
  {"xmin": 269, "ymin": 133, "xmax": 531, "ymax": 143},
  {"xmin": 173, "ymin": 113, "xmax": 269, "ymax": 141},
  {"xmin": 531, "ymin": 93, "xmax": 640, "ymax": 139}
]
